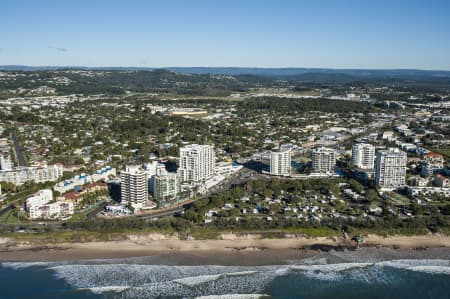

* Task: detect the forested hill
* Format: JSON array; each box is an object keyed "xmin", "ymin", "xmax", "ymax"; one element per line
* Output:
[
  {"xmin": 1, "ymin": 67, "xmax": 449, "ymax": 97},
  {"xmin": 0, "ymin": 69, "xmax": 269, "ymax": 96}
]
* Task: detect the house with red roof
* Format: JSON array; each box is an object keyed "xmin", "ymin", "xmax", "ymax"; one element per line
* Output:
[
  {"xmin": 62, "ymin": 182, "xmax": 108, "ymax": 204},
  {"xmin": 435, "ymin": 174, "xmax": 449, "ymax": 188}
]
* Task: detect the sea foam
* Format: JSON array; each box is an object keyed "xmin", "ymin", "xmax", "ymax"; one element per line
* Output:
[
  {"xmin": 194, "ymin": 295, "xmax": 269, "ymax": 299},
  {"xmin": 1, "ymin": 261, "xmax": 54, "ymax": 270},
  {"xmin": 4, "ymin": 258, "xmax": 450, "ymax": 298},
  {"xmin": 80, "ymin": 286, "xmax": 130, "ymax": 294}
]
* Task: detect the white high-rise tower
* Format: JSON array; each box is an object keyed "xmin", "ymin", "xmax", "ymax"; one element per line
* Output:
[
  {"xmin": 312, "ymin": 147, "xmax": 336, "ymax": 173},
  {"xmin": 178, "ymin": 144, "xmax": 215, "ymax": 183},
  {"xmin": 352, "ymin": 143, "xmax": 375, "ymax": 169},
  {"xmin": 270, "ymin": 148, "xmax": 291, "ymax": 176},
  {"xmin": 120, "ymin": 166, "xmax": 148, "ymax": 204},
  {"xmin": 375, "ymin": 148, "xmax": 407, "ymax": 190}
]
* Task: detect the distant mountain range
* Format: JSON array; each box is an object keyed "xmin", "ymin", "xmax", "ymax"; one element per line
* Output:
[
  {"xmin": 169, "ymin": 67, "xmax": 450, "ymax": 78},
  {"xmin": 0, "ymin": 65, "xmax": 449, "ymax": 76},
  {"xmin": 1, "ymin": 66, "xmax": 450, "ymax": 84}
]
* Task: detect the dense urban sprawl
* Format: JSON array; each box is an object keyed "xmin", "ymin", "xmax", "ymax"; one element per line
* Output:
[{"xmin": 0, "ymin": 69, "xmax": 449, "ymax": 238}]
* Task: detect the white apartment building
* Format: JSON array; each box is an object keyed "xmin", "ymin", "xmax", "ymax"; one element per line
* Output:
[
  {"xmin": 120, "ymin": 166, "xmax": 148, "ymax": 204},
  {"xmin": 0, "ymin": 155, "xmax": 12, "ymax": 170},
  {"xmin": 178, "ymin": 144, "xmax": 215, "ymax": 183},
  {"xmin": 143, "ymin": 161, "xmax": 167, "ymax": 176},
  {"xmin": 26, "ymin": 189, "xmax": 53, "ymax": 210},
  {"xmin": 421, "ymin": 152, "xmax": 444, "ymax": 177},
  {"xmin": 154, "ymin": 172, "xmax": 181, "ymax": 202},
  {"xmin": 54, "ymin": 166, "xmax": 115, "ymax": 194},
  {"xmin": 28, "ymin": 201, "xmax": 74, "ymax": 220},
  {"xmin": 375, "ymin": 148, "xmax": 407, "ymax": 190},
  {"xmin": 0, "ymin": 164, "xmax": 63, "ymax": 185},
  {"xmin": 26, "ymin": 189, "xmax": 74, "ymax": 220},
  {"xmin": 54, "ymin": 173, "xmax": 92, "ymax": 194},
  {"xmin": 270, "ymin": 148, "xmax": 291, "ymax": 176},
  {"xmin": 352, "ymin": 143, "xmax": 375, "ymax": 169},
  {"xmin": 312, "ymin": 147, "xmax": 336, "ymax": 173},
  {"xmin": 91, "ymin": 166, "xmax": 116, "ymax": 182},
  {"xmin": 143, "ymin": 161, "xmax": 167, "ymax": 193}
]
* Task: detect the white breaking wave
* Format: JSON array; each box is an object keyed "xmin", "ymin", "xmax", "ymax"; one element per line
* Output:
[
  {"xmin": 406, "ymin": 266, "xmax": 450, "ymax": 275},
  {"xmin": 376, "ymin": 259, "xmax": 450, "ymax": 269},
  {"xmin": 174, "ymin": 270, "xmax": 261, "ymax": 287},
  {"xmin": 286, "ymin": 256, "xmax": 329, "ymax": 265},
  {"xmin": 226, "ymin": 271, "xmax": 259, "ymax": 276},
  {"xmin": 376, "ymin": 259, "xmax": 450, "ymax": 275},
  {"xmin": 1, "ymin": 261, "xmax": 55, "ymax": 270},
  {"xmin": 5, "ymin": 258, "xmax": 450, "ymax": 298},
  {"xmin": 193, "ymin": 294, "xmax": 269, "ymax": 299},
  {"xmin": 45, "ymin": 261, "xmax": 380, "ymax": 296},
  {"xmin": 290, "ymin": 262, "xmax": 373, "ymax": 272},
  {"xmin": 173, "ymin": 274, "xmax": 222, "ymax": 287},
  {"xmin": 81, "ymin": 286, "xmax": 130, "ymax": 294},
  {"xmin": 47, "ymin": 263, "xmax": 277, "ymax": 298},
  {"xmin": 288, "ymin": 262, "xmax": 377, "ymax": 282}
]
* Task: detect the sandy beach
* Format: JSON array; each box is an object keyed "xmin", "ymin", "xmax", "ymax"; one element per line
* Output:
[{"xmin": 1, "ymin": 233, "xmax": 450, "ymax": 263}]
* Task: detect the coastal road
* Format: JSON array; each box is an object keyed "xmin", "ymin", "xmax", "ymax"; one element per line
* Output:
[
  {"xmin": 89, "ymin": 167, "xmax": 256, "ymax": 220},
  {"xmin": 138, "ymin": 207, "xmax": 185, "ymax": 220},
  {"xmin": 120, "ymin": 168, "xmax": 255, "ymax": 221},
  {"xmin": 11, "ymin": 129, "xmax": 27, "ymax": 167},
  {"xmin": 0, "ymin": 205, "xmax": 13, "ymax": 223}
]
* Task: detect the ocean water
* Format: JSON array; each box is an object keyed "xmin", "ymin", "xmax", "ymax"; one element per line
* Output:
[{"xmin": 1, "ymin": 256, "xmax": 450, "ymax": 299}]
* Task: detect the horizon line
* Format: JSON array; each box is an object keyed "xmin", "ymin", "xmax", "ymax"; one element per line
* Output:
[{"xmin": 1, "ymin": 65, "xmax": 450, "ymax": 72}]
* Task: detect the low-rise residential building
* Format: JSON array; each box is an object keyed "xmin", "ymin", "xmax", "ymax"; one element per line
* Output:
[
  {"xmin": 421, "ymin": 152, "xmax": 444, "ymax": 177},
  {"xmin": 26, "ymin": 189, "xmax": 53, "ymax": 211},
  {"xmin": 382, "ymin": 131, "xmax": 396, "ymax": 141},
  {"xmin": 104, "ymin": 205, "xmax": 131, "ymax": 216},
  {"xmin": 435, "ymin": 174, "xmax": 450, "ymax": 188},
  {"xmin": 215, "ymin": 161, "xmax": 244, "ymax": 176},
  {"xmin": 407, "ymin": 186, "xmax": 450, "ymax": 198},
  {"xmin": 408, "ymin": 176, "xmax": 429, "ymax": 187},
  {"xmin": 28, "ymin": 201, "xmax": 74, "ymax": 220},
  {"xmin": 0, "ymin": 155, "xmax": 12, "ymax": 170},
  {"xmin": 62, "ymin": 182, "xmax": 108, "ymax": 203},
  {"xmin": 54, "ymin": 173, "xmax": 92, "ymax": 194},
  {"xmin": 92, "ymin": 166, "xmax": 116, "ymax": 182},
  {"xmin": 54, "ymin": 166, "xmax": 115, "ymax": 194},
  {"xmin": 423, "ymin": 152, "xmax": 444, "ymax": 167},
  {"xmin": 26, "ymin": 189, "xmax": 74, "ymax": 219},
  {"xmin": 0, "ymin": 164, "xmax": 63, "ymax": 185}
]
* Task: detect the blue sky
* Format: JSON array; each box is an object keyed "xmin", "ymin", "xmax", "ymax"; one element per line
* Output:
[{"xmin": 1, "ymin": 0, "xmax": 450, "ymax": 69}]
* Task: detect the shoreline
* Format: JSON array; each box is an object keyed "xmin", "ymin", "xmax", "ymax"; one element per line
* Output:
[{"xmin": 1, "ymin": 233, "xmax": 450, "ymax": 263}]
